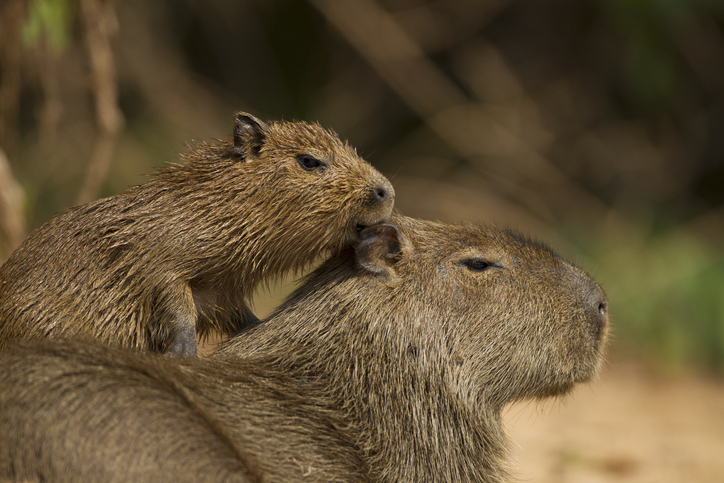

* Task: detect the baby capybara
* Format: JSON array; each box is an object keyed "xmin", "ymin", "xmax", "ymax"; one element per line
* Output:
[{"xmin": 0, "ymin": 112, "xmax": 394, "ymax": 356}]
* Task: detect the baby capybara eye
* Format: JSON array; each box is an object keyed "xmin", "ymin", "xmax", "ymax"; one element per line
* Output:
[{"xmin": 296, "ymin": 154, "xmax": 326, "ymax": 170}]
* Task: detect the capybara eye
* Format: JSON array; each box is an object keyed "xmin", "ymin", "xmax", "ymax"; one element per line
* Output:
[
  {"xmin": 297, "ymin": 155, "xmax": 326, "ymax": 171},
  {"xmin": 462, "ymin": 258, "xmax": 494, "ymax": 272}
]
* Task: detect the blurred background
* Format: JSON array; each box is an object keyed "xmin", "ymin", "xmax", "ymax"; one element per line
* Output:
[{"xmin": 1, "ymin": 0, "xmax": 723, "ymax": 481}]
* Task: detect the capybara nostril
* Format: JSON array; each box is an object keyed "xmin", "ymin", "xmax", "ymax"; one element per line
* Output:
[
  {"xmin": 598, "ymin": 300, "xmax": 608, "ymax": 317},
  {"xmin": 372, "ymin": 185, "xmax": 389, "ymax": 203}
]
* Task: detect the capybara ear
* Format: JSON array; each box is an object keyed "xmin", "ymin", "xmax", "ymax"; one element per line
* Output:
[
  {"xmin": 356, "ymin": 223, "xmax": 407, "ymax": 277},
  {"xmin": 233, "ymin": 112, "xmax": 268, "ymax": 158}
]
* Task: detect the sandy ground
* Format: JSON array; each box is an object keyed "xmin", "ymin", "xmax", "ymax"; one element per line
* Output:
[{"xmin": 504, "ymin": 361, "xmax": 724, "ymax": 483}]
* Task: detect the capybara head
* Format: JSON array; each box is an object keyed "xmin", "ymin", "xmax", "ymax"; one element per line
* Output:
[
  {"xmin": 213, "ymin": 215, "xmax": 608, "ymax": 480},
  {"xmin": 226, "ymin": 214, "xmax": 608, "ymax": 411},
  {"xmin": 375, "ymin": 218, "xmax": 607, "ymax": 405}
]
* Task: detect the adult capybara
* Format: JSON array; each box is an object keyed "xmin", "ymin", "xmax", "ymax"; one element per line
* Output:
[
  {"xmin": 0, "ymin": 216, "xmax": 608, "ymax": 482},
  {"xmin": 0, "ymin": 112, "xmax": 394, "ymax": 356}
]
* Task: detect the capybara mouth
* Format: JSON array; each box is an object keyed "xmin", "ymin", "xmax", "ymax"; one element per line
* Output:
[
  {"xmin": 354, "ymin": 210, "xmax": 394, "ymax": 235},
  {"xmin": 355, "ymin": 219, "xmax": 387, "ymax": 234}
]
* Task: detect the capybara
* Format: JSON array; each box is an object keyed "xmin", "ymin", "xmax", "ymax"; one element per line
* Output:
[
  {"xmin": 0, "ymin": 112, "xmax": 394, "ymax": 356},
  {"xmin": 0, "ymin": 216, "xmax": 608, "ymax": 482}
]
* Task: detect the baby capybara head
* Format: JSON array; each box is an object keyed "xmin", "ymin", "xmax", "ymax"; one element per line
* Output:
[
  {"xmin": 179, "ymin": 113, "xmax": 395, "ymax": 270},
  {"xmin": 233, "ymin": 114, "xmax": 394, "ymax": 231}
]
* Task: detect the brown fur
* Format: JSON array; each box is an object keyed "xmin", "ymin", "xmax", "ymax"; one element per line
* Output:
[
  {"xmin": 0, "ymin": 215, "xmax": 608, "ymax": 482},
  {"xmin": 0, "ymin": 112, "xmax": 394, "ymax": 356}
]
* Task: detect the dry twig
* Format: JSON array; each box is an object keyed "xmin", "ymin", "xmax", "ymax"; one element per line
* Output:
[
  {"xmin": 0, "ymin": 146, "xmax": 25, "ymax": 261},
  {"xmin": 75, "ymin": 0, "xmax": 123, "ymax": 205}
]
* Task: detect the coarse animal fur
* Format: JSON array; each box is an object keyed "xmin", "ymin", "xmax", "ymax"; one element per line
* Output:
[
  {"xmin": 0, "ymin": 112, "xmax": 394, "ymax": 356},
  {"xmin": 0, "ymin": 215, "xmax": 609, "ymax": 482}
]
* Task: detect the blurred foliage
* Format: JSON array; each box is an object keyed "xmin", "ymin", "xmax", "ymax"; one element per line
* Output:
[
  {"xmin": 21, "ymin": 0, "xmax": 71, "ymax": 54},
  {"xmin": 563, "ymin": 222, "xmax": 724, "ymax": 374},
  {"xmin": 1, "ymin": 0, "xmax": 723, "ymax": 372}
]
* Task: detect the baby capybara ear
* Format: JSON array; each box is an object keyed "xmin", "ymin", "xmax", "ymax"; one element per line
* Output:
[
  {"xmin": 233, "ymin": 112, "xmax": 269, "ymax": 158},
  {"xmin": 355, "ymin": 223, "xmax": 407, "ymax": 277}
]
